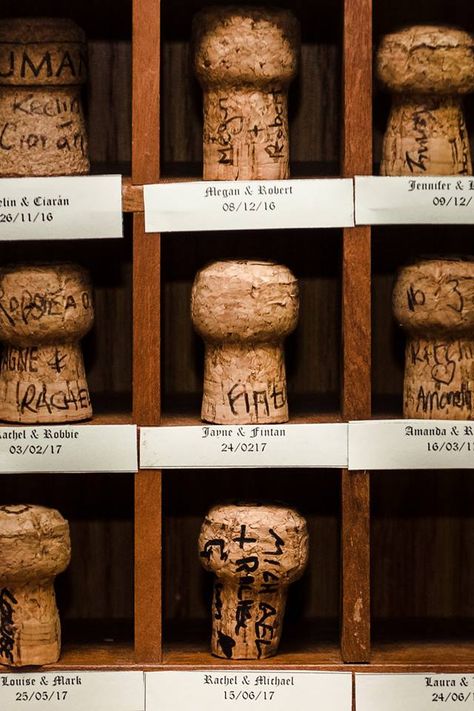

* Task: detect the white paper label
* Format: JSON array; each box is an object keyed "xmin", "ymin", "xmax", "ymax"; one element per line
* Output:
[
  {"xmin": 0, "ymin": 671, "xmax": 144, "ymax": 711},
  {"xmin": 146, "ymin": 670, "xmax": 352, "ymax": 711},
  {"xmin": 357, "ymin": 673, "xmax": 474, "ymax": 711},
  {"xmin": 348, "ymin": 419, "xmax": 474, "ymax": 470},
  {"xmin": 0, "ymin": 176, "xmax": 123, "ymax": 240},
  {"xmin": 355, "ymin": 176, "xmax": 474, "ymax": 224},
  {"xmin": 0, "ymin": 424, "xmax": 137, "ymax": 473},
  {"xmin": 140, "ymin": 423, "xmax": 348, "ymax": 468},
  {"xmin": 144, "ymin": 179, "xmax": 354, "ymax": 232}
]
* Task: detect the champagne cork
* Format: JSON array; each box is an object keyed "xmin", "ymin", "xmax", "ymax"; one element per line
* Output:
[
  {"xmin": 377, "ymin": 26, "xmax": 474, "ymax": 175},
  {"xmin": 0, "ymin": 504, "xmax": 71, "ymax": 667},
  {"xmin": 193, "ymin": 7, "xmax": 300, "ymax": 180},
  {"xmin": 0, "ymin": 263, "xmax": 94, "ymax": 423},
  {"xmin": 393, "ymin": 258, "xmax": 474, "ymax": 419},
  {"xmin": 0, "ymin": 18, "xmax": 89, "ymax": 177},
  {"xmin": 191, "ymin": 260, "xmax": 298, "ymax": 424},
  {"xmin": 199, "ymin": 502, "xmax": 308, "ymax": 659}
]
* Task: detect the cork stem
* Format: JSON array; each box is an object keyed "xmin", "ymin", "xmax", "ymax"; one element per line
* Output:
[
  {"xmin": 0, "ymin": 341, "xmax": 92, "ymax": 423},
  {"xmin": 404, "ymin": 336, "xmax": 474, "ymax": 419},
  {"xmin": 210, "ymin": 582, "xmax": 287, "ymax": 659},
  {"xmin": 203, "ymin": 87, "xmax": 289, "ymax": 180},
  {"xmin": 0, "ymin": 581, "xmax": 60, "ymax": 667},
  {"xmin": 202, "ymin": 342, "xmax": 288, "ymax": 424},
  {"xmin": 382, "ymin": 94, "xmax": 472, "ymax": 176}
]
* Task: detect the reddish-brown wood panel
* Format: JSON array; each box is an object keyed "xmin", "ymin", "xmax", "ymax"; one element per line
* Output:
[
  {"xmin": 132, "ymin": 0, "xmax": 161, "ymax": 184},
  {"xmin": 341, "ymin": 0, "xmax": 372, "ymax": 663}
]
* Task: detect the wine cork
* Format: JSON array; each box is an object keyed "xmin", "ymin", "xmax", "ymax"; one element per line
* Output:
[
  {"xmin": 0, "ymin": 18, "xmax": 89, "ymax": 176},
  {"xmin": 191, "ymin": 260, "xmax": 298, "ymax": 424},
  {"xmin": 0, "ymin": 263, "xmax": 94, "ymax": 423},
  {"xmin": 193, "ymin": 7, "xmax": 299, "ymax": 180},
  {"xmin": 199, "ymin": 502, "xmax": 308, "ymax": 659},
  {"xmin": 0, "ymin": 504, "xmax": 71, "ymax": 667},
  {"xmin": 377, "ymin": 26, "xmax": 474, "ymax": 175},
  {"xmin": 393, "ymin": 258, "xmax": 474, "ymax": 419}
]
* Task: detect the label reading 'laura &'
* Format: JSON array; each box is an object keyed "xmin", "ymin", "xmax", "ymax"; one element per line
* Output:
[
  {"xmin": 144, "ymin": 179, "xmax": 354, "ymax": 232},
  {"xmin": 0, "ymin": 176, "xmax": 122, "ymax": 239},
  {"xmin": 357, "ymin": 673, "xmax": 474, "ymax": 711}
]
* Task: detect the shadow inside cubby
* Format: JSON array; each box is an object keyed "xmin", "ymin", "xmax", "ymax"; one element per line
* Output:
[
  {"xmin": 0, "ymin": 0, "xmax": 132, "ymax": 176},
  {"xmin": 161, "ymin": 229, "xmax": 342, "ymax": 425},
  {"xmin": 160, "ymin": 0, "xmax": 342, "ymax": 179},
  {"xmin": 0, "ymin": 472, "xmax": 134, "ymax": 662},
  {"xmin": 373, "ymin": 0, "xmax": 474, "ymax": 171},
  {"xmin": 371, "ymin": 468, "xmax": 474, "ymax": 663},
  {"xmin": 162, "ymin": 467, "xmax": 341, "ymax": 664},
  {"xmin": 0, "ymin": 219, "xmax": 133, "ymax": 423},
  {"xmin": 372, "ymin": 225, "xmax": 474, "ymax": 417}
]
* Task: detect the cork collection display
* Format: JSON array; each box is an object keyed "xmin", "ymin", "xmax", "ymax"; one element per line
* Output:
[{"xmin": 1, "ymin": 0, "xmax": 474, "ymax": 682}]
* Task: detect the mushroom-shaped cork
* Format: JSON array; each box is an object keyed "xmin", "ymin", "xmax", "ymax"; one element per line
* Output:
[
  {"xmin": 192, "ymin": 6, "xmax": 300, "ymax": 180},
  {"xmin": 0, "ymin": 18, "xmax": 89, "ymax": 176},
  {"xmin": 377, "ymin": 25, "xmax": 474, "ymax": 175},
  {"xmin": 199, "ymin": 502, "xmax": 308, "ymax": 659},
  {"xmin": 0, "ymin": 263, "xmax": 94, "ymax": 423},
  {"xmin": 393, "ymin": 258, "xmax": 474, "ymax": 419},
  {"xmin": 0, "ymin": 504, "xmax": 71, "ymax": 667},
  {"xmin": 191, "ymin": 260, "xmax": 299, "ymax": 424}
]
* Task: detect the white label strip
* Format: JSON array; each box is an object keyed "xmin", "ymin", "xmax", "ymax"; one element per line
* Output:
[
  {"xmin": 357, "ymin": 673, "xmax": 474, "ymax": 711},
  {"xmin": 0, "ymin": 425, "xmax": 137, "ymax": 473},
  {"xmin": 144, "ymin": 179, "xmax": 354, "ymax": 232},
  {"xmin": 140, "ymin": 423, "xmax": 348, "ymax": 468},
  {"xmin": 0, "ymin": 175, "xmax": 123, "ymax": 240},
  {"xmin": 0, "ymin": 671, "xmax": 144, "ymax": 711},
  {"xmin": 348, "ymin": 419, "xmax": 474, "ymax": 470},
  {"xmin": 146, "ymin": 670, "xmax": 352, "ymax": 711},
  {"xmin": 355, "ymin": 175, "xmax": 474, "ymax": 224}
]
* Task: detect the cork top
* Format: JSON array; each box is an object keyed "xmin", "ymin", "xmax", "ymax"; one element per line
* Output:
[
  {"xmin": 199, "ymin": 502, "xmax": 308, "ymax": 583},
  {"xmin": 377, "ymin": 25, "xmax": 474, "ymax": 94},
  {"xmin": 0, "ymin": 263, "xmax": 94, "ymax": 345},
  {"xmin": 192, "ymin": 259, "xmax": 299, "ymax": 342},
  {"xmin": 193, "ymin": 6, "xmax": 299, "ymax": 87},
  {"xmin": 0, "ymin": 504, "xmax": 71, "ymax": 581},
  {"xmin": 0, "ymin": 18, "xmax": 87, "ymax": 86},
  {"xmin": 393, "ymin": 258, "xmax": 474, "ymax": 334}
]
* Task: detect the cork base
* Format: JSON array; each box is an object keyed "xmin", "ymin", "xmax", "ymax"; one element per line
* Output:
[
  {"xmin": 203, "ymin": 88, "xmax": 289, "ymax": 180},
  {"xmin": 0, "ymin": 87, "xmax": 89, "ymax": 177},
  {"xmin": 210, "ymin": 585, "xmax": 285, "ymax": 660},
  {"xmin": 0, "ymin": 342, "xmax": 92, "ymax": 423},
  {"xmin": 0, "ymin": 582, "xmax": 60, "ymax": 667},
  {"xmin": 381, "ymin": 95, "xmax": 472, "ymax": 176},
  {"xmin": 404, "ymin": 337, "xmax": 474, "ymax": 419},
  {"xmin": 201, "ymin": 343, "xmax": 288, "ymax": 424}
]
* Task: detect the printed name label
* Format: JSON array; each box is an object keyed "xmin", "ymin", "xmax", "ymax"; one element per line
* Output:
[
  {"xmin": 0, "ymin": 176, "xmax": 123, "ymax": 240},
  {"xmin": 144, "ymin": 179, "xmax": 354, "ymax": 232},
  {"xmin": 355, "ymin": 176, "xmax": 474, "ymax": 224},
  {"xmin": 146, "ymin": 671, "xmax": 352, "ymax": 711},
  {"xmin": 0, "ymin": 671, "xmax": 144, "ymax": 711},
  {"xmin": 140, "ymin": 423, "xmax": 348, "ymax": 468},
  {"xmin": 357, "ymin": 673, "xmax": 474, "ymax": 711},
  {"xmin": 0, "ymin": 424, "xmax": 137, "ymax": 473},
  {"xmin": 348, "ymin": 419, "xmax": 474, "ymax": 470}
]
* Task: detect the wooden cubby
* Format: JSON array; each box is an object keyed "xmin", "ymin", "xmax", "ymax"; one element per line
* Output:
[{"xmin": 2, "ymin": 0, "xmax": 474, "ymax": 685}]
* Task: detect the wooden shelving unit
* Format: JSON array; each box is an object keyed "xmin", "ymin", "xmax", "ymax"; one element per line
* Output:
[{"xmin": 2, "ymin": 0, "xmax": 474, "ymax": 684}]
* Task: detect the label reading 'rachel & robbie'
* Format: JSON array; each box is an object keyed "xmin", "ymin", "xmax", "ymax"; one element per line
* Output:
[
  {"xmin": 0, "ymin": 425, "xmax": 137, "ymax": 473},
  {"xmin": 144, "ymin": 179, "xmax": 354, "ymax": 232},
  {"xmin": 355, "ymin": 176, "xmax": 474, "ymax": 225},
  {"xmin": 140, "ymin": 423, "xmax": 348, "ymax": 468},
  {"xmin": 357, "ymin": 673, "xmax": 474, "ymax": 711},
  {"xmin": 0, "ymin": 176, "xmax": 123, "ymax": 239},
  {"xmin": 348, "ymin": 419, "xmax": 474, "ymax": 470},
  {"xmin": 0, "ymin": 672, "xmax": 144, "ymax": 711},
  {"xmin": 146, "ymin": 671, "xmax": 352, "ymax": 711}
]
